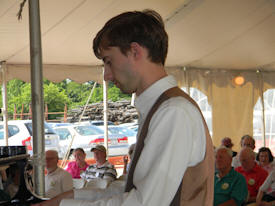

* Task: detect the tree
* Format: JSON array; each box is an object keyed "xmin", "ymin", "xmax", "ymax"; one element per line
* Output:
[
  {"xmin": 1, "ymin": 79, "xmax": 131, "ymax": 120},
  {"xmin": 43, "ymin": 82, "xmax": 70, "ymax": 119}
]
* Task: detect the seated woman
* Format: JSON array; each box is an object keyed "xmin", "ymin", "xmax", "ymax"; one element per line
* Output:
[
  {"xmin": 256, "ymin": 170, "xmax": 275, "ymax": 206},
  {"xmin": 256, "ymin": 147, "xmax": 275, "ymax": 174},
  {"xmin": 65, "ymin": 148, "xmax": 89, "ymax": 179}
]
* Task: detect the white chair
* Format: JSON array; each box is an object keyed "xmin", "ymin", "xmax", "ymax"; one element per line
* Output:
[{"xmin": 72, "ymin": 178, "xmax": 85, "ymax": 189}]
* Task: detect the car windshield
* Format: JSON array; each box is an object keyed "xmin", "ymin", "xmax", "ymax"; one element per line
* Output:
[
  {"xmin": 74, "ymin": 126, "xmax": 103, "ymax": 136},
  {"xmin": 108, "ymin": 126, "xmax": 136, "ymax": 136},
  {"xmin": 25, "ymin": 122, "xmax": 56, "ymax": 135}
]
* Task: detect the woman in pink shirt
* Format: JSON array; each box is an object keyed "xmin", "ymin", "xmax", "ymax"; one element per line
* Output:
[{"xmin": 66, "ymin": 148, "xmax": 89, "ymax": 178}]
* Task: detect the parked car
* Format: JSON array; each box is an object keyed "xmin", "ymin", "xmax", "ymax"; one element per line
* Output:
[
  {"xmin": 54, "ymin": 125, "xmax": 129, "ymax": 158},
  {"xmin": 0, "ymin": 120, "xmax": 60, "ymax": 155},
  {"xmin": 120, "ymin": 122, "xmax": 139, "ymax": 134},
  {"xmin": 107, "ymin": 125, "xmax": 137, "ymax": 145}
]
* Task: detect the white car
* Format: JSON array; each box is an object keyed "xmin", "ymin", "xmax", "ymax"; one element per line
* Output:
[
  {"xmin": 54, "ymin": 125, "xmax": 129, "ymax": 158},
  {"xmin": 0, "ymin": 120, "xmax": 60, "ymax": 155}
]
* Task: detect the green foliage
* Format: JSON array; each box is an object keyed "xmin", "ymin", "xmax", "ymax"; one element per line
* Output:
[{"xmin": 1, "ymin": 79, "xmax": 131, "ymax": 119}]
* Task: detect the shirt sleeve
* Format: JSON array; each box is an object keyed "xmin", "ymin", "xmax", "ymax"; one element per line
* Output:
[
  {"xmin": 231, "ymin": 174, "xmax": 248, "ymax": 206},
  {"xmin": 259, "ymin": 171, "xmax": 275, "ymax": 192},
  {"xmin": 257, "ymin": 170, "xmax": 268, "ymax": 191},
  {"xmin": 103, "ymin": 167, "xmax": 117, "ymax": 181},
  {"xmin": 62, "ymin": 171, "xmax": 74, "ymax": 192}
]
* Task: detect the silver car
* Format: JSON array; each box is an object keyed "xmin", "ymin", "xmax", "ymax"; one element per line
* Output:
[{"xmin": 54, "ymin": 125, "xmax": 129, "ymax": 158}]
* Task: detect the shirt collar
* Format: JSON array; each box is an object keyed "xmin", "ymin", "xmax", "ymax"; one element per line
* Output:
[
  {"xmin": 96, "ymin": 160, "xmax": 109, "ymax": 168},
  {"xmin": 134, "ymin": 75, "xmax": 177, "ymax": 124},
  {"xmin": 47, "ymin": 167, "xmax": 60, "ymax": 176},
  {"xmin": 215, "ymin": 167, "xmax": 234, "ymax": 180}
]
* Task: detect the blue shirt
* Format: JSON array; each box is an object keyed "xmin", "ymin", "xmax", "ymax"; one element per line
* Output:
[{"xmin": 214, "ymin": 168, "xmax": 248, "ymax": 206}]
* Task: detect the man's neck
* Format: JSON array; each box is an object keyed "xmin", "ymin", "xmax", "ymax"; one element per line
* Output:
[
  {"xmin": 47, "ymin": 166, "xmax": 58, "ymax": 174},
  {"xmin": 218, "ymin": 167, "xmax": 231, "ymax": 178},
  {"xmin": 96, "ymin": 160, "xmax": 107, "ymax": 167},
  {"xmin": 135, "ymin": 63, "xmax": 167, "ymax": 96}
]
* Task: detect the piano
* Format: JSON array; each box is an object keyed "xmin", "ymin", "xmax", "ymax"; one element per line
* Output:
[{"xmin": 0, "ymin": 146, "xmax": 45, "ymax": 206}]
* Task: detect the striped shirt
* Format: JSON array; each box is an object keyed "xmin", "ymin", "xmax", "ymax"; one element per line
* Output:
[{"xmin": 80, "ymin": 161, "xmax": 117, "ymax": 182}]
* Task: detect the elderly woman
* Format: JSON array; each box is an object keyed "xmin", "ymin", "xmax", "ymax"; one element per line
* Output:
[
  {"xmin": 256, "ymin": 147, "xmax": 275, "ymax": 174},
  {"xmin": 65, "ymin": 148, "xmax": 89, "ymax": 179}
]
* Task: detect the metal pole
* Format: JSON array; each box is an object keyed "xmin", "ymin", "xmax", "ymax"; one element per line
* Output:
[
  {"xmin": 103, "ymin": 67, "xmax": 109, "ymax": 155},
  {"xmin": 257, "ymin": 70, "xmax": 266, "ymax": 147},
  {"xmin": 28, "ymin": 0, "xmax": 45, "ymax": 196},
  {"xmin": 131, "ymin": 93, "xmax": 136, "ymax": 107},
  {"xmin": 0, "ymin": 62, "xmax": 9, "ymax": 146}
]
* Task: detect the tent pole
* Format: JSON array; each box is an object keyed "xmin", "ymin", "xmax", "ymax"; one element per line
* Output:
[
  {"xmin": 0, "ymin": 62, "xmax": 9, "ymax": 146},
  {"xmin": 103, "ymin": 67, "xmax": 109, "ymax": 155},
  {"xmin": 131, "ymin": 93, "xmax": 136, "ymax": 106},
  {"xmin": 28, "ymin": 0, "xmax": 45, "ymax": 197}
]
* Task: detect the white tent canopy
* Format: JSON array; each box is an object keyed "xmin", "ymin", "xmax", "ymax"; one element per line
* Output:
[
  {"xmin": 1, "ymin": 0, "xmax": 275, "ymax": 83},
  {"xmin": 1, "ymin": 0, "xmax": 275, "ymax": 146}
]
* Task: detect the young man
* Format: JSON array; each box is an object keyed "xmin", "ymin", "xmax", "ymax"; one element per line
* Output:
[
  {"xmin": 80, "ymin": 145, "xmax": 117, "ymax": 182},
  {"xmin": 33, "ymin": 9, "xmax": 214, "ymax": 206}
]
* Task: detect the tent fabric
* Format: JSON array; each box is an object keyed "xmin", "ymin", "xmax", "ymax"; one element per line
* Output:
[
  {"xmin": 1, "ymin": 0, "xmax": 275, "ymax": 76},
  {"xmin": 1, "ymin": 0, "xmax": 275, "ymax": 148},
  {"xmin": 176, "ymin": 68, "xmax": 275, "ymax": 148}
]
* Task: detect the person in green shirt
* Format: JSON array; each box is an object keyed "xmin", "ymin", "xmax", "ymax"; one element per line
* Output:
[{"xmin": 214, "ymin": 146, "xmax": 248, "ymax": 206}]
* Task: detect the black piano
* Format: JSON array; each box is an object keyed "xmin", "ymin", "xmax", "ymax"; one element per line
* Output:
[{"xmin": 0, "ymin": 146, "xmax": 45, "ymax": 206}]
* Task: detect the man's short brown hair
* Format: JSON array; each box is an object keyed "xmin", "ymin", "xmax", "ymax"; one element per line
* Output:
[{"xmin": 93, "ymin": 9, "xmax": 168, "ymax": 65}]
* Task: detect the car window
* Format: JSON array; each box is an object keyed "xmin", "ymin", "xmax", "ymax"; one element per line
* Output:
[
  {"xmin": 25, "ymin": 122, "xmax": 56, "ymax": 135},
  {"xmin": 0, "ymin": 125, "xmax": 20, "ymax": 137},
  {"xmin": 55, "ymin": 128, "xmax": 71, "ymax": 140},
  {"xmin": 8, "ymin": 125, "xmax": 20, "ymax": 137},
  {"xmin": 74, "ymin": 126, "xmax": 103, "ymax": 136},
  {"xmin": 109, "ymin": 126, "xmax": 136, "ymax": 136}
]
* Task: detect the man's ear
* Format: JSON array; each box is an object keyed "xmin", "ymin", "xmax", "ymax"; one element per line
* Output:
[{"xmin": 129, "ymin": 42, "xmax": 143, "ymax": 60}]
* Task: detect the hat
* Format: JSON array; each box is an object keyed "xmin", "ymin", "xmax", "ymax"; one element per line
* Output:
[
  {"xmin": 91, "ymin": 145, "xmax": 106, "ymax": 153},
  {"xmin": 221, "ymin": 137, "xmax": 233, "ymax": 148}
]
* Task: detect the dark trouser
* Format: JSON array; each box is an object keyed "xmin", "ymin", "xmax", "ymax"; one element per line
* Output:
[{"xmin": 262, "ymin": 194, "xmax": 275, "ymax": 202}]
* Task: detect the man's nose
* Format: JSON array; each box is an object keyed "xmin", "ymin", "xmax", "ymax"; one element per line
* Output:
[{"xmin": 103, "ymin": 66, "xmax": 113, "ymax": 81}]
